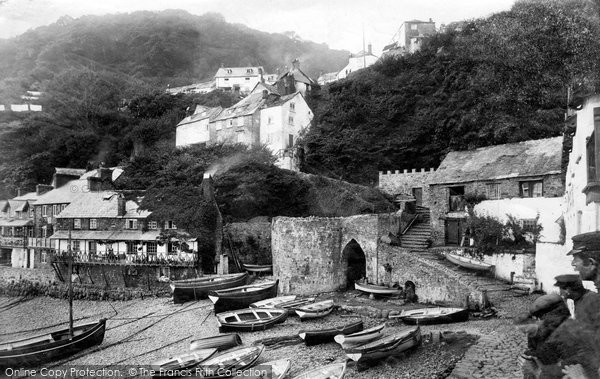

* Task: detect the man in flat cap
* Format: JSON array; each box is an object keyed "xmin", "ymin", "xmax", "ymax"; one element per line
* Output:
[{"xmin": 568, "ymin": 246, "xmax": 600, "ymax": 292}]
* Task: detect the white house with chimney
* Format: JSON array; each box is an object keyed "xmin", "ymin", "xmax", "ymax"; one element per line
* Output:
[
  {"xmin": 214, "ymin": 66, "xmax": 266, "ymax": 93},
  {"xmin": 175, "ymin": 105, "xmax": 223, "ymax": 147},
  {"xmin": 336, "ymin": 44, "xmax": 379, "ymax": 81}
]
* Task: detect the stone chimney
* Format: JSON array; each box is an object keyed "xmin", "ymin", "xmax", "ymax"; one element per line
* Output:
[
  {"xmin": 258, "ymin": 67, "xmax": 264, "ymax": 83},
  {"xmin": 262, "ymin": 89, "xmax": 269, "ymax": 99},
  {"xmin": 368, "ymin": 43, "xmax": 372, "ymax": 55},
  {"xmin": 36, "ymin": 184, "xmax": 53, "ymax": 196},
  {"xmin": 292, "ymin": 59, "xmax": 300, "ymax": 70},
  {"xmin": 88, "ymin": 168, "xmax": 113, "ymax": 192},
  {"xmin": 202, "ymin": 173, "xmax": 215, "ymax": 202},
  {"xmin": 117, "ymin": 194, "xmax": 126, "ymax": 216}
]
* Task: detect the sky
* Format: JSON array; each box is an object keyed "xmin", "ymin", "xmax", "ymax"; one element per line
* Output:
[{"xmin": 0, "ymin": 0, "xmax": 516, "ymax": 53}]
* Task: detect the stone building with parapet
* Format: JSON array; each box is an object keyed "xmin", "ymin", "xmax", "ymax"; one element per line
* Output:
[{"xmin": 378, "ymin": 167, "xmax": 436, "ymax": 208}]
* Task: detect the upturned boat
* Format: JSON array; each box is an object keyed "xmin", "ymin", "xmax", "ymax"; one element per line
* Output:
[
  {"xmin": 250, "ymin": 295, "xmax": 296, "ymax": 308},
  {"xmin": 354, "ymin": 282, "xmax": 402, "ymax": 296},
  {"xmin": 344, "ymin": 326, "xmax": 422, "ymax": 363},
  {"xmin": 0, "ymin": 319, "xmax": 107, "ymax": 367},
  {"xmin": 290, "ymin": 362, "xmax": 347, "ymax": 379},
  {"xmin": 299, "ymin": 320, "xmax": 363, "ymax": 346},
  {"xmin": 242, "ymin": 264, "xmax": 273, "ymax": 274},
  {"xmin": 392, "ymin": 307, "xmax": 469, "ymax": 325},
  {"xmin": 216, "ymin": 308, "xmax": 288, "ymax": 332},
  {"xmin": 295, "ymin": 300, "xmax": 334, "ymax": 320},
  {"xmin": 151, "ymin": 348, "xmax": 217, "ymax": 375},
  {"xmin": 334, "ymin": 323, "xmax": 385, "ymax": 349},
  {"xmin": 208, "ymin": 280, "xmax": 279, "ymax": 313},
  {"xmin": 170, "ymin": 273, "xmax": 249, "ymax": 304},
  {"xmin": 189, "ymin": 334, "xmax": 242, "ymax": 351},
  {"xmin": 242, "ymin": 358, "xmax": 291, "ymax": 379},
  {"xmin": 196, "ymin": 345, "xmax": 264, "ymax": 378},
  {"xmin": 445, "ymin": 252, "xmax": 493, "ymax": 271}
]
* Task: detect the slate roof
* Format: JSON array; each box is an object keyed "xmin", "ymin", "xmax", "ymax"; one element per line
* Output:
[
  {"xmin": 35, "ymin": 179, "xmax": 86, "ymax": 205},
  {"xmin": 0, "ymin": 219, "xmax": 33, "ymax": 227},
  {"xmin": 13, "ymin": 192, "xmax": 39, "ymax": 201},
  {"xmin": 264, "ymin": 92, "xmax": 300, "ymax": 108},
  {"xmin": 213, "ymin": 83, "xmax": 279, "ymax": 121},
  {"xmin": 278, "ymin": 66, "xmax": 317, "ymax": 86},
  {"xmin": 177, "ymin": 106, "xmax": 223, "ymax": 127},
  {"xmin": 215, "ymin": 67, "xmax": 264, "ymax": 78},
  {"xmin": 429, "ymin": 137, "xmax": 563, "ymax": 185},
  {"xmin": 55, "ymin": 191, "xmax": 151, "ymax": 219}
]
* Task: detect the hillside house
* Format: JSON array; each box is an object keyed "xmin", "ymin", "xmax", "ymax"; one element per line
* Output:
[
  {"xmin": 382, "ymin": 19, "xmax": 436, "ymax": 57},
  {"xmin": 428, "ymin": 137, "xmax": 564, "ymax": 247},
  {"xmin": 0, "ymin": 196, "xmax": 35, "ymax": 267},
  {"xmin": 167, "ymin": 80, "xmax": 215, "ymax": 95},
  {"xmin": 215, "ymin": 66, "xmax": 266, "ymax": 93},
  {"xmin": 175, "ymin": 105, "xmax": 223, "ymax": 147},
  {"xmin": 51, "ymin": 191, "xmax": 197, "ymax": 265},
  {"xmin": 178, "ymin": 82, "xmax": 313, "ymax": 170},
  {"xmin": 276, "ymin": 59, "xmax": 320, "ymax": 97},
  {"xmin": 317, "ymin": 72, "xmax": 337, "ymax": 86},
  {"xmin": 336, "ymin": 44, "xmax": 379, "ymax": 81}
]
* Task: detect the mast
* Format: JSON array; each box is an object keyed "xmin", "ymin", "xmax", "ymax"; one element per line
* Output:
[
  {"xmin": 68, "ymin": 228, "xmax": 73, "ymax": 338},
  {"xmin": 362, "ymin": 24, "xmax": 366, "ymax": 69}
]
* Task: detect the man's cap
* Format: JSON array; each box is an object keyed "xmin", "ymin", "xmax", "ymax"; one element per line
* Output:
[
  {"xmin": 567, "ymin": 246, "xmax": 586, "ymax": 256},
  {"xmin": 569, "ymin": 231, "xmax": 600, "ymax": 255},
  {"xmin": 554, "ymin": 274, "xmax": 583, "ymax": 288}
]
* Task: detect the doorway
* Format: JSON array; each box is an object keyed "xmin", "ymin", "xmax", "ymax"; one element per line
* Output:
[
  {"xmin": 343, "ymin": 239, "xmax": 366, "ymax": 289},
  {"xmin": 445, "ymin": 219, "xmax": 466, "ymax": 246},
  {"xmin": 412, "ymin": 187, "xmax": 423, "ymax": 206}
]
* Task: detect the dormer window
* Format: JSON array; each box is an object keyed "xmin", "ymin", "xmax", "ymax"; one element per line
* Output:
[
  {"xmin": 247, "ymin": 68, "xmax": 253, "ymax": 74},
  {"xmin": 226, "ymin": 69, "xmax": 232, "ymax": 74},
  {"xmin": 165, "ymin": 221, "xmax": 177, "ymax": 230}
]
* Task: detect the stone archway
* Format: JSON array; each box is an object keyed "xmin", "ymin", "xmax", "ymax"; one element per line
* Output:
[{"xmin": 342, "ymin": 239, "xmax": 366, "ymax": 289}]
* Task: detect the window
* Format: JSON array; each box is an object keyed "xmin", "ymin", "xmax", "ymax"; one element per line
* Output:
[
  {"xmin": 61, "ymin": 204, "xmax": 67, "ymax": 212},
  {"xmin": 148, "ymin": 221, "xmax": 158, "ymax": 230},
  {"xmin": 146, "ymin": 242, "xmax": 157, "ymax": 253},
  {"xmin": 168, "ymin": 242, "xmax": 178, "ymax": 254},
  {"xmin": 89, "ymin": 241, "xmax": 97, "ymax": 253},
  {"xmin": 245, "ymin": 77, "xmax": 250, "ymax": 81},
  {"xmin": 73, "ymin": 219, "xmax": 81, "ymax": 229},
  {"xmin": 228, "ymin": 119, "xmax": 233, "ymax": 128},
  {"xmin": 15, "ymin": 211, "xmax": 21, "ymax": 219},
  {"xmin": 448, "ymin": 186, "xmax": 465, "ymax": 212},
  {"xmin": 584, "ymin": 109, "xmax": 600, "ymax": 203},
  {"xmin": 288, "ymin": 134, "xmax": 294, "ymax": 148},
  {"xmin": 246, "ymin": 68, "xmax": 253, "ymax": 74},
  {"xmin": 521, "ymin": 219, "xmax": 537, "ymax": 230},
  {"xmin": 42, "ymin": 226, "xmax": 47, "ymax": 238},
  {"xmin": 29, "ymin": 208, "xmax": 34, "ymax": 218},
  {"xmin": 268, "ymin": 116, "xmax": 273, "ymax": 125},
  {"xmin": 126, "ymin": 241, "xmax": 136, "ymax": 253},
  {"xmin": 224, "ymin": 78, "xmax": 229, "ymax": 81},
  {"xmin": 42, "ymin": 205, "xmax": 47, "ymax": 217},
  {"xmin": 411, "ymin": 24, "xmax": 418, "ymax": 30},
  {"xmin": 520, "ymin": 180, "xmax": 543, "ymax": 198},
  {"xmin": 53, "ymin": 204, "xmax": 59, "ymax": 216},
  {"xmin": 288, "ymin": 116, "xmax": 294, "ymax": 125},
  {"xmin": 71, "ymin": 240, "xmax": 80, "ymax": 251},
  {"xmin": 226, "ymin": 69, "xmax": 232, "ymax": 74},
  {"xmin": 88, "ymin": 219, "xmax": 97, "ymax": 230},
  {"xmin": 486, "ymin": 183, "xmax": 500, "ymax": 200},
  {"xmin": 126, "ymin": 219, "xmax": 138, "ymax": 229},
  {"xmin": 165, "ymin": 221, "xmax": 177, "ymax": 229},
  {"xmin": 290, "ymin": 102, "xmax": 295, "ymax": 111}
]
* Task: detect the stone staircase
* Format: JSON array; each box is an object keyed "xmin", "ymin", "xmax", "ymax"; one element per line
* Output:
[{"xmin": 400, "ymin": 206, "xmax": 436, "ymax": 259}]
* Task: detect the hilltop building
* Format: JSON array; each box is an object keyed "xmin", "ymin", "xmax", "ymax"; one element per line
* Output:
[
  {"xmin": 336, "ymin": 44, "xmax": 379, "ymax": 81},
  {"xmin": 275, "ymin": 59, "xmax": 320, "ymax": 97},
  {"xmin": 214, "ymin": 66, "xmax": 266, "ymax": 93},
  {"xmin": 382, "ymin": 19, "xmax": 436, "ymax": 57}
]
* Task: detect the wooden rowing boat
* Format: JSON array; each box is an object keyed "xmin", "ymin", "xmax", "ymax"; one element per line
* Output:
[
  {"xmin": 334, "ymin": 323, "xmax": 385, "ymax": 348},
  {"xmin": 216, "ymin": 308, "xmax": 288, "ymax": 332},
  {"xmin": 299, "ymin": 320, "xmax": 363, "ymax": 346},
  {"xmin": 295, "ymin": 300, "xmax": 334, "ymax": 320},
  {"xmin": 393, "ymin": 307, "xmax": 469, "ymax": 325},
  {"xmin": 250, "ymin": 295, "xmax": 296, "ymax": 308},
  {"xmin": 0, "ymin": 319, "xmax": 107, "ymax": 367},
  {"xmin": 290, "ymin": 362, "xmax": 347, "ymax": 379},
  {"xmin": 242, "ymin": 264, "xmax": 273, "ymax": 273},
  {"xmin": 279, "ymin": 297, "xmax": 316, "ymax": 312},
  {"xmin": 208, "ymin": 280, "xmax": 279, "ymax": 313},
  {"xmin": 445, "ymin": 252, "xmax": 493, "ymax": 271},
  {"xmin": 196, "ymin": 345, "xmax": 264, "ymax": 378},
  {"xmin": 345, "ymin": 326, "xmax": 422, "ymax": 363},
  {"xmin": 170, "ymin": 273, "xmax": 249, "ymax": 304},
  {"xmin": 242, "ymin": 358, "xmax": 291, "ymax": 379},
  {"xmin": 354, "ymin": 282, "xmax": 402, "ymax": 296},
  {"xmin": 151, "ymin": 348, "xmax": 217, "ymax": 375},
  {"xmin": 189, "ymin": 334, "xmax": 242, "ymax": 351}
]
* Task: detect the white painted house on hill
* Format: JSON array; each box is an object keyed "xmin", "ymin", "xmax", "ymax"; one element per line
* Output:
[
  {"xmin": 214, "ymin": 66, "xmax": 266, "ymax": 93},
  {"xmin": 175, "ymin": 82, "xmax": 313, "ymax": 170},
  {"xmin": 336, "ymin": 44, "xmax": 379, "ymax": 81}
]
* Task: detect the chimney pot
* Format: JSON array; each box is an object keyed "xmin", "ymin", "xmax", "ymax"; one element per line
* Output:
[
  {"xmin": 292, "ymin": 59, "xmax": 300, "ymax": 69},
  {"xmin": 17, "ymin": 188, "xmax": 21, "ymax": 197},
  {"xmin": 117, "ymin": 194, "xmax": 126, "ymax": 216},
  {"xmin": 262, "ymin": 90, "xmax": 269, "ymax": 99}
]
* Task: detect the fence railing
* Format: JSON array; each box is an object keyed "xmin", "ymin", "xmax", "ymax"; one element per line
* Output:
[
  {"xmin": 50, "ymin": 251, "xmax": 199, "ymax": 266},
  {"xmin": 27, "ymin": 238, "xmax": 55, "ymax": 249},
  {"xmin": 0, "ymin": 236, "xmax": 26, "ymax": 247}
]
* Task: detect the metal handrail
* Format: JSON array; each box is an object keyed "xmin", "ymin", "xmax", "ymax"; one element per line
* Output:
[{"xmin": 401, "ymin": 214, "xmax": 419, "ymax": 235}]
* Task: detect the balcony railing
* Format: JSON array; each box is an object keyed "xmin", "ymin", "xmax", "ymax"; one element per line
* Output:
[
  {"xmin": 50, "ymin": 251, "xmax": 198, "ymax": 266},
  {"xmin": 0, "ymin": 236, "xmax": 26, "ymax": 247},
  {"xmin": 28, "ymin": 238, "xmax": 55, "ymax": 249}
]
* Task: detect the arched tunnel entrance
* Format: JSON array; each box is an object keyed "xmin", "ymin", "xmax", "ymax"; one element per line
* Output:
[{"xmin": 343, "ymin": 239, "xmax": 366, "ymax": 289}]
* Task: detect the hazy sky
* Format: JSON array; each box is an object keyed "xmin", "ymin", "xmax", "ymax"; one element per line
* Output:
[{"xmin": 0, "ymin": 0, "xmax": 516, "ymax": 53}]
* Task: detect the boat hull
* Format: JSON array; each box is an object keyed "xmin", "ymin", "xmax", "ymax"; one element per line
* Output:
[
  {"xmin": 299, "ymin": 320, "xmax": 363, "ymax": 346},
  {"xmin": 354, "ymin": 282, "xmax": 402, "ymax": 296},
  {"xmin": 189, "ymin": 334, "xmax": 242, "ymax": 351},
  {"xmin": 151, "ymin": 348, "xmax": 217, "ymax": 376},
  {"xmin": 0, "ymin": 319, "xmax": 106, "ymax": 367},
  {"xmin": 171, "ymin": 273, "xmax": 249, "ymax": 304},
  {"xmin": 242, "ymin": 264, "xmax": 273, "ymax": 273},
  {"xmin": 345, "ymin": 326, "xmax": 422, "ymax": 364},
  {"xmin": 290, "ymin": 362, "xmax": 347, "ymax": 379},
  {"xmin": 217, "ymin": 308, "xmax": 288, "ymax": 332},
  {"xmin": 245, "ymin": 359, "xmax": 291, "ymax": 379},
  {"xmin": 295, "ymin": 300, "xmax": 334, "ymax": 320},
  {"xmin": 210, "ymin": 281, "xmax": 279, "ymax": 313},
  {"xmin": 445, "ymin": 253, "xmax": 493, "ymax": 271},
  {"xmin": 398, "ymin": 308, "xmax": 469, "ymax": 325},
  {"xmin": 196, "ymin": 345, "xmax": 264, "ymax": 379},
  {"xmin": 334, "ymin": 324, "xmax": 385, "ymax": 348},
  {"xmin": 250, "ymin": 295, "xmax": 296, "ymax": 308}
]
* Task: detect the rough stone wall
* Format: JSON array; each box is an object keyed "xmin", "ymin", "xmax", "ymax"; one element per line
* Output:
[
  {"xmin": 0, "ymin": 266, "xmax": 57, "ymax": 284},
  {"xmin": 430, "ymin": 174, "xmax": 564, "ymax": 246},
  {"xmin": 272, "ymin": 214, "xmax": 400, "ymax": 295},
  {"xmin": 223, "ymin": 222, "xmax": 271, "ymax": 265},
  {"xmin": 378, "ymin": 168, "xmax": 435, "ymax": 208},
  {"xmin": 378, "ymin": 245, "xmax": 482, "ymax": 307}
]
